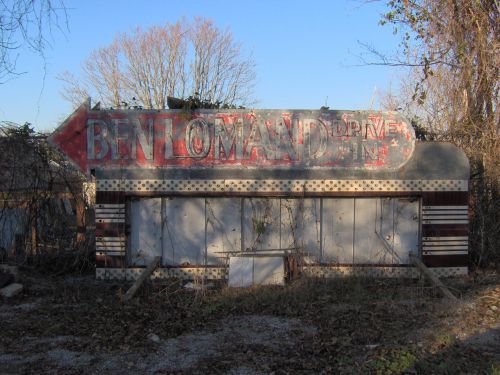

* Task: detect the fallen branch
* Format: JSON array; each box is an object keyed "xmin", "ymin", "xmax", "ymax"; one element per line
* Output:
[
  {"xmin": 122, "ymin": 256, "xmax": 161, "ymax": 302},
  {"xmin": 410, "ymin": 253, "xmax": 457, "ymax": 301}
]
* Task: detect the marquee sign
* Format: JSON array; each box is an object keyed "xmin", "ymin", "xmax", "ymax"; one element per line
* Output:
[{"xmin": 48, "ymin": 100, "xmax": 415, "ymax": 173}]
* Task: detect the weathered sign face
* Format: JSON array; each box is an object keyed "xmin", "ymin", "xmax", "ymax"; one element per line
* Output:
[{"xmin": 48, "ymin": 100, "xmax": 415, "ymax": 173}]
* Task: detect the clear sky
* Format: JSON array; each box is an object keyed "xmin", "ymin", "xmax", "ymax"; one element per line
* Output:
[{"xmin": 0, "ymin": 0, "xmax": 402, "ymax": 133}]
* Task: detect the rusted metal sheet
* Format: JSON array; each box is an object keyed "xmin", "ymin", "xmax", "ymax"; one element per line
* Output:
[{"xmin": 49, "ymin": 100, "xmax": 415, "ymax": 173}]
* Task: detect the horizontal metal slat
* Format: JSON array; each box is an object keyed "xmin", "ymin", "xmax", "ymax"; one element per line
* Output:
[
  {"xmin": 423, "ymin": 245, "xmax": 468, "ymax": 250},
  {"xmin": 95, "ymin": 213, "xmax": 126, "ymax": 219},
  {"xmin": 96, "ymin": 236, "xmax": 125, "ymax": 242},
  {"xmin": 421, "ymin": 210, "xmax": 468, "ymax": 215},
  {"xmin": 96, "ymin": 219, "xmax": 125, "ymax": 223},
  {"xmin": 422, "ymin": 236, "xmax": 468, "ymax": 241},
  {"xmin": 423, "ymin": 251, "xmax": 468, "ymax": 255},
  {"xmin": 423, "ymin": 205, "xmax": 468, "ymax": 210},
  {"xmin": 422, "ymin": 241, "xmax": 468, "ymax": 246},
  {"xmin": 423, "ymin": 215, "xmax": 468, "ymax": 220},
  {"xmin": 423, "ymin": 220, "xmax": 468, "ymax": 224},
  {"xmin": 96, "ymin": 245, "xmax": 125, "ymax": 250},
  {"xmin": 95, "ymin": 208, "xmax": 125, "ymax": 213},
  {"xmin": 96, "ymin": 251, "xmax": 126, "ymax": 256}
]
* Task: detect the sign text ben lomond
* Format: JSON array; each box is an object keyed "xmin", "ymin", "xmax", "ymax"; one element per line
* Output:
[{"xmin": 49, "ymin": 102, "xmax": 415, "ymax": 172}]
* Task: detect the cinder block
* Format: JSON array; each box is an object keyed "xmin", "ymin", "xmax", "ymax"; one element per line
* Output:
[{"xmin": 0, "ymin": 283, "xmax": 23, "ymax": 298}]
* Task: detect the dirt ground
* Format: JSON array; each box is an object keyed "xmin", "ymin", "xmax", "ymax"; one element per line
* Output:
[{"xmin": 0, "ymin": 271, "xmax": 499, "ymax": 374}]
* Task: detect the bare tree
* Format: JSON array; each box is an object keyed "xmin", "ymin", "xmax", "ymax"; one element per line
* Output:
[
  {"xmin": 83, "ymin": 40, "xmax": 124, "ymax": 109},
  {"xmin": 377, "ymin": 0, "xmax": 499, "ymax": 268},
  {"xmin": 188, "ymin": 17, "xmax": 256, "ymax": 107},
  {"xmin": 57, "ymin": 70, "xmax": 90, "ymax": 107},
  {"xmin": 120, "ymin": 21, "xmax": 187, "ymax": 109},
  {"xmin": 59, "ymin": 17, "xmax": 256, "ymax": 109},
  {"xmin": 0, "ymin": 0, "xmax": 67, "ymax": 82}
]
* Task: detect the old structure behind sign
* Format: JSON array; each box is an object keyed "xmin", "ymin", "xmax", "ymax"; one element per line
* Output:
[{"xmin": 48, "ymin": 100, "xmax": 470, "ymax": 283}]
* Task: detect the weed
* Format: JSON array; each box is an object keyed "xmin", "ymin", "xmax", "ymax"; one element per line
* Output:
[
  {"xmin": 367, "ymin": 347, "xmax": 418, "ymax": 374},
  {"xmin": 433, "ymin": 332, "xmax": 456, "ymax": 349}
]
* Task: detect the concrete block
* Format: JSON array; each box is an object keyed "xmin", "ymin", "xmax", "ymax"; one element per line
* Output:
[{"xmin": 0, "ymin": 283, "xmax": 23, "ymax": 298}]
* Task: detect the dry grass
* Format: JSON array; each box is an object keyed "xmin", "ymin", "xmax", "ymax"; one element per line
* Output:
[{"xmin": 0, "ymin": 271, "xmax": 498, "ymax": 374}]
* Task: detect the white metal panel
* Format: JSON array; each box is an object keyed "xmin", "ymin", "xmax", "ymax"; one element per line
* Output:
[
  {"xmin": 130, "ymin": 198, "xmax": 162, "ymax": 266},
  {"xmin": 377, "ymin": 198, "xmax": 399, "ymax": 264},
  {"xmin": 228, "ymin": 256, "xmax": 285, "ymax": 287},
  {"xmin": 242, "ymin": 198, "xmax": 280, "ymax": 251},
  {"xmin": 322, "ymin": 198, "xmax": 355, "ymax": 263},
  {"xmin": 163, "ymin": 197, "xmax": 206, "ymax": 265},
  {"xmin": 299, "ymin": 198, "xmax": 321, "ymax": 261},
  {"xmin": 280, "ymin": 199, "xmax": 300, "ymax": 251},
  {"xmin": 206, "ymin": 198, "xmax": 241, "ymax": 265},
  {"xmin": 353, "ymin": 198, "xmax": 387, "ymax": 264},
  {"xmin": 253, "ymin": 257, "xmax": 285, "ymax": 285},
  {"xmin": 228, "ymin": 257, "xmax": 253, "ymax": 287},
  {"xmin": 392, "ymin": 199, "xmax": 419, "ymax": 264}
]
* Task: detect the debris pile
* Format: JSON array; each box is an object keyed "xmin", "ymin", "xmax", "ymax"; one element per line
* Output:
[{"xmin": 0, "ymin": 265, "xmax": 22, "ymax": 298}]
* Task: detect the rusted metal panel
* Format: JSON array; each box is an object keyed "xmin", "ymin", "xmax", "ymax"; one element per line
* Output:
[
  {"xmin": 422, "ymin": 191, "xmax": 469, "ymax": 205},
  {"xmin": 205, "ymin": 198, "xmax": 241, "ymax": 265},
  {"xmin": 422, "ymin": 254, "xmax": 468, "ymax": 267},
  {"xmin": 95, "ymin": 191, "xmax": 125, "ymax": 204},
  {"xmin": 421, "ymin": 224, "xmax": 469, "ymax": 237},
  {"xmin": 91, "ymin": 142, "xmax": 469, "ymax": 183},
  {"xmin": 49, "ymin": 101, "xmax": 415, "ymax": 173}
]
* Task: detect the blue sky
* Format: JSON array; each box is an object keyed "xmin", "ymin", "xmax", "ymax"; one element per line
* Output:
[{"xmin": 0, "ymin": 0, "xmax": 402, "ymax": 132}]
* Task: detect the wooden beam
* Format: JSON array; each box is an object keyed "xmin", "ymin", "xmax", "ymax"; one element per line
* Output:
[
  {"xmin": 122, "ymin": 256, "xmax": 161, "ymax": 302},
  {"xmin": 409, "ymin": 253, "xmax": 457, "ymax": 300}
]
